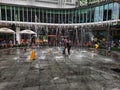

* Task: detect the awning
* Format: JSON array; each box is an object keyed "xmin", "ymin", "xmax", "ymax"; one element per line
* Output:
[
  {"xmin": 0, "ymin": 19, "xmax": 119, "ymax": 27},
  {"xmin": 20, "ymin": 29, "xmax": 36, "ymax": 34},
  {"xmin": 0, "ymin": 28, "xmax": 15, "ymax": 34}
]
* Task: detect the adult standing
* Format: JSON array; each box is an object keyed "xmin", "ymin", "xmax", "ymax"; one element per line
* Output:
[
  {"xmin": 67, "ymin": 40, "xmax": 71, "ymax": 55},
  {"xmin": 62, "ymin": 38, "xmax": 68, "ymax": 54}
]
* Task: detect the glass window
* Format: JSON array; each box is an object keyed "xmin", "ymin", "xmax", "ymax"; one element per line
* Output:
[
  {"xmin": 67, "ymin": 10, "xmax": 69, "ymax": 23},
  {"xmin": 15, "ymin": 6, "xmax": 20, "ymax": 21},
  {"xmin": 41, "ymin": 9, "xmax": 44, "ymax": 23},
  {"xmin": 38, "ymin": 9, "xmax": 41, "ymax": 23},
  {"xmin": 76, "ymin": 9, "xmax": 79, "ymax": 23},
  {"xmin": 18, "ymin": 7, "xmax": 20, "ymax": 21},
  {"xmin": 54, "ymin": 10, "xmax": 56, "ymax": 23},
  {"xmin": 43, "ymin": 9, "xmax": 46, "ymax": 23},
  {"xmin": 6, "ymin": 6, "xmax": 11, "ymax": 21},
  {"xmin": 11, "ymin": 6, "xmax": 15, "ymax": 21},
  {"xmin": 99, "ymin": 6, "xmax": 103, "ymax": 21},
  {"xmin": 113, "ymin": 3, "xmax": 119, "ymax": 19},
  {"xmin": 40, "ymin": 9, "xmax": 42, "ymax": 22},
  {"xmin": 87, "ymin": 8, "xmax": 91, "ymax": 22},
  {"xmin": 83, "ymin": 9, "xmax": 87, "ymax": 23},
  {"xmin": 45, "ymin": 9, "xmax": 48, "ymax": 23},
  {"xmin": 119, "ymin": 3, "xmax": 120, "ymax": 19},
  {"xmin": 52, "ymin": 10, "xmax": 55, "ymax": 23},
  {"xmin": 108, "ymin": 3, "xmax": 113, "ymax": 20},
  {"xmin": 20, "ymin": 7, "xmax": 24, "ymax": 21},
  {"xmin": 103, "ymin": 4, "xmax": 108, "ymax": 21},
  {"xmin": 66, "ymin": 10, "xmax": 69, "ymax": 23},
  {"xmin": 80, "ymin": 10, "xmax": 84, "ymax": 23},
  {"xmin": 49, "ymin": 10, "xmax": 51, "ymax": 23},
  {"xmin": 5, "ymin": 6, "xmax": 7, "ymax": 21},
  {"xmin": 1, "ymin": 5, "xmax": 6, "ymax": 20},
  {"xmin": 77, "ymin": 9, "xmax": 80, "ymax": 23},
  {"xmin": 24, "ymin": 7, "xmax": 28, "ymax": 22},
  {"xmin": 60, "ymin": 10, "xmax": 64, "ymax": 23},
  {"xmin": 94, "ymin": 7, "xmax": 99, "ymax": 22},
  {"xmin": 91, "ymin": 8, "xmax": 95, "ymax": 22},
  {"xmin": 0, "ymin": 6, "xmax": 1, "ymax": 20},
  {"xmin": 64, "ymin": 10, "xmax": 66, "ymax": 23},
  {"xmin": 50, "ymin": 10, "xmax": 53, "ymax": 23},
  {"xmin": 28, "ymin": 8, "xmax": 32, "ymax": 22},
  {"xmin": 32, "ymin": 8, "xmax": 35, "ymax": 22},
  {"xmin": 74, "ymin": 10, "xmax": 77, "ymax": 23},
  {"xmin": 71, "ymin": 10, "xmax": 73, "ymax": 23},
  {"xmin": 36, "ymin": 9, "xmax": 40, "ymax": 22},
  {"xmin": 69, "ymin": 10, "xmax": 73, "ymax": 23},
  {"xmin": 62, "ymin": 11, "xmax": 65, "ymax": 23}
]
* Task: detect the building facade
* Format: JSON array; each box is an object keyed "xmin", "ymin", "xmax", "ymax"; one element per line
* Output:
[
  {"xmin": 0, "ymin": 0, "xmax": 119, "ymax": 24},
  {"xmin": 0, "ymin": 0, "xmax": 119, "ymax": 45}
]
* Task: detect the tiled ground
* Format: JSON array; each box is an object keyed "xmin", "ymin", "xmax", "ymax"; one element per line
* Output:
[{"xmin": 0, "ymin": 47, "xmax": 120, "ymax": 90}]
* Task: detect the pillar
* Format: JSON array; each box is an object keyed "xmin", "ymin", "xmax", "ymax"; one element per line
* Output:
[{"xmin": 16, "ymin": 27, "xmax": 20, "ymax": 44}]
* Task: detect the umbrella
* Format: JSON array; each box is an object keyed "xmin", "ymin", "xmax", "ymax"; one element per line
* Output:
[
  {"xmin": 20, "ymin": 29, "xmax": 36, "ymax": 34},
  {"xmin": 0, "ymin": 28, "xmax": 15, "ymax": 34},
  {"xmin": 20, "ymin": 29, "xmax": 37, "ymax": 44}
]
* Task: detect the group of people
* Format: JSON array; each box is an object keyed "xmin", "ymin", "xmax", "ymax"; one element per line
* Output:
[
  {"xmin": 0, "ymin": 40, "xmax": 13, "ymax": 48},
  {"xmin": 61, "ymin": 38, "xmax": 71, "ymax": 55}
]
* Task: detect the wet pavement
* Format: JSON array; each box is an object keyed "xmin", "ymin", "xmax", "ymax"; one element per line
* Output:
[{"xmin": 0, "ymin": 47, "xmax": 120, "ymax": 90}]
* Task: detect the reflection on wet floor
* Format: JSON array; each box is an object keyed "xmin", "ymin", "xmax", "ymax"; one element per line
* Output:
[{"xmin": 0, "ymin": 47, "xmax": 120, "ymax": 90}]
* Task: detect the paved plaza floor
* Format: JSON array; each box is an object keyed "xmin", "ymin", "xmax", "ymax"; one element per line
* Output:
[{"xmin": 0, "ymin": 47, "xmax": 120, "ymax": 90}]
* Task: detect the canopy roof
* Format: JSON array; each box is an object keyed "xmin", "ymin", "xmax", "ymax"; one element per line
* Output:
[
  {"xmin": 0, "ymin": 28, "xmax": 15, "ymax": 34},
  {"xmin": 20, "ymin": 29, "xmax": 36, "ymax": 34},
  {"xmin": 0, "ymin": 19, "xmax": 119, "ymax": 27}
]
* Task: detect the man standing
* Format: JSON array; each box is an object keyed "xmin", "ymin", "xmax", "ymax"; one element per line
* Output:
[
  {"xmin": 62, "ymin": 38, "xmax": 68, "ymax": 55},
  {"xmin": 67, "ymin": 40, "xmax": 71, "ymax": 55}
]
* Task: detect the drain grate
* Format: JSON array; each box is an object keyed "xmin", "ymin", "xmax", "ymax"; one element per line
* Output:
[{"xmin": 111, "ymin": 68, "xmax": 120, "ymax": 73}]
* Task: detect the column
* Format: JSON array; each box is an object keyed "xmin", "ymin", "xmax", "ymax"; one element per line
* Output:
[{"xmin": 16, "ymin": 27, "xmax": 21, "ymax": 44}]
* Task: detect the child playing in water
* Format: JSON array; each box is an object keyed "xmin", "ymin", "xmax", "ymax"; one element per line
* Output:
[
  {"xmin": 95, "ymin": 43, "xmax": 99, "ymax": 53},
  {"xmin": 61, "ymin": 46, "xmax": 65, "ymax": 54}
]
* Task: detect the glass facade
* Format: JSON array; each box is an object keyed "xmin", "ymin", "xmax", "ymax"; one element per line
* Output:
[{"xmin": 0, "ymin": 2, "xmax": 119, "ymax": 24}]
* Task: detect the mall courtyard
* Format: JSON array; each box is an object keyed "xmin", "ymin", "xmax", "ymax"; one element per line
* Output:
[{"xmin": 0, "ymin": 47, "xmax": 120, "ymax": 90}]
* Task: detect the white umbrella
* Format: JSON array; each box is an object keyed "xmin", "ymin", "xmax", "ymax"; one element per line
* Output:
[
  {"xmin": 0, "ymin": 28, "xmax": 15, "ymax": 34},
  {"xmin": 0, "ymin": 28, "xmax": 15, "ymax": 44},
  {"xmin": 20, "ymin": 29, "xmax": 37, "ymax": 44},
  {"xmin": 20, "ymin": 29, "xmax": 36, "ymax": 34}
]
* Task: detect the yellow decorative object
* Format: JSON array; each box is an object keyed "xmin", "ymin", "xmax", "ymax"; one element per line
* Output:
[
  {"xmin": 102, "ymin": 38, "xmax": 106, "ymax": 42},
  {"xmin": 95, "ymin": 44, "xmax": 99, "ymax": 49},
  {"xmin": 30, "ymin": 50, "xmax": 37, "ymax": 61}
]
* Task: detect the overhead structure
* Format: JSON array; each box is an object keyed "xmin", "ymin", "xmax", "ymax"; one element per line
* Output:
[
  {"xmin": 0, "ymin": 27, "xmax": 15, "ymax": 44},
  {"xmin": 20, "ymin": 29, "xmax": 36, "ymax": 35},
  {"xmin": 20, "ymin": 29, "xmax": 37, "ymax": 44},
  {"xmin": 0, "ymin": 28, "xmax": 15, "ymax": 34},
  {"xmin": 0, "ymin": 20, "xmax": 119, "ymax": 27}
]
